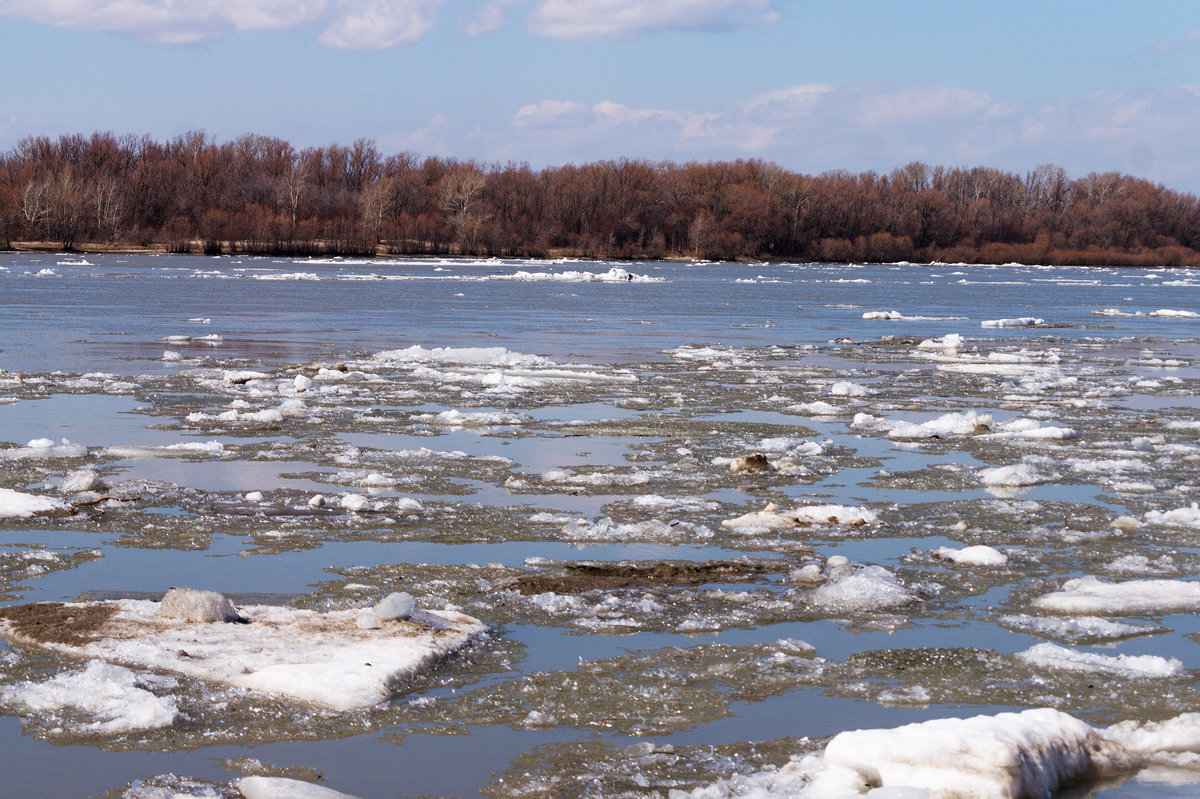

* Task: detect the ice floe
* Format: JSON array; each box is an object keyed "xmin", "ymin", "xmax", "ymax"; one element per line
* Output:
[
  {"xmin": 932, "ymin": 545, "xmax": 1007, "ymax": 566},
  {"xmin": 1145, "ymin": 503, "xmax": 1200, "ymax": 528},
  {"xmin": 0, "ymin": 660, "xmax": 179, "ymax": 734},
  {"xmin": 808, "ymin": 564, "xmax": 915, "ymax": 613},
  {"xmin": 999, "ymin": 614, "xmax": 1163, "ymax": 644},
  {"xmin": 490, "ymin": 266, "xmax": 660, "ymax": 282},
  {"xmin": 0, "ymin": 488, "xmax": 69, "ymax": 518},
  {"xmin": 236, "ymin": 776, "xmax": 363, "ymax": 799},
  {"xmin": 722, "ymin": 502, "xmax": 878, "ymax": 531},
  {"xmin": 0, "ymin": 437, "xmax": 89, "ymax": 460},
  {"xmin": 1033, "ymin": 576, "xmax": 1200, "ymax": 616},
  {"xmin": 688, "ymin": 708, "xmax": 1200, "ymax": 798},
  {"xmin": 1018, "ymin": 642, "xmax": 1184, "ymax": 678},
  {"xmin": 0, "ymin": 590, "xmax": 486, "ymax": 711},
  {"xmin": 981, "ymin": 317, "xmax": 1044, "ymax": 327},
  {"xmin": 1148, "ymin": 309, "xmax": 1200, "ymax": 318}
]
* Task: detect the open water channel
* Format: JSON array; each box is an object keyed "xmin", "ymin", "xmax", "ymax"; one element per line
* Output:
[{"xmin": 0, "ymin": 254, "xmax": 1197, "ymax": 798}]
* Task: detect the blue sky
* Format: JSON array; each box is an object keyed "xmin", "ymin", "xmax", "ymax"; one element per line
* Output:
[{"xmin": 2, "ymin": 0, "xmax": 1199, "ymax": 191}]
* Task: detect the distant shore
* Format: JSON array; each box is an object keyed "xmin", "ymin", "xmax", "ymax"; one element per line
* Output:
[
  {"xmin": 5, "ymin": 132, "xmax": 1200, "ymax": 268},
  {"xmin": 4, "ymin": 239, "xmax": 1196, "ymax": 269}
]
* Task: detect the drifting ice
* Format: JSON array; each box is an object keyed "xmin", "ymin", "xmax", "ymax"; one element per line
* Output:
[
  {"xmin": 0, "ymin": 589, "xmax": 486, "ymax": 711},
  {"xmin": 688, "ymin": 708, "xmax": 1200, "ymax": 798}
]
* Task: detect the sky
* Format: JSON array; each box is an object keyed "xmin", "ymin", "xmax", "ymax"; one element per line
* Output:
[{"xmin": 1, "ymin": 0, "xmax": 1199, "ymax": 191}]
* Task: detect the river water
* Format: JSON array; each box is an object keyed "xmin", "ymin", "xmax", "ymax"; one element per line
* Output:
[{"xmin": 0, "ymin": 254, "xmax": 1197, "ymax": 798}]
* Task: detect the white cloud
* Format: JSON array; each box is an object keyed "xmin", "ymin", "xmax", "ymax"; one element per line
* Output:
[
  {"xmin": 318, "ymin": 0, "xmax": 443, "ymax": 49},
  {"xmin": 0, "ymin": 0, "xmax": 443, "ymax": 48},
  {"xmin": 853, "ymin": 85, "xmax": 997, "ymax": 126},
  {"xmin": 743, "ymin": 83, "xmax": 834, "ymax": 114},
  {"xmin": 513, "ymin": 99, "xmax": 591, "ymax": 127},
  {"xmin": 462, "ymin": 0, "xmax": 514, "ymax": 36},
  {"xmin": 528, "ymin": 0, "xmax": 779, "ymax": 40},
  {"xmin": 0, "ymin": 0, "xmax": 326, "ymax": 43}
]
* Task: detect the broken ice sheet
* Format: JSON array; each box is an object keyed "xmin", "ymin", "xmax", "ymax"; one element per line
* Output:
[
  {"xmin": 0, "ymin": 592, "xmax": 486, "ymax": 722},
  {"xmin": 480, "ymin": 736, "xmax": 812, "ymax": 799},
  {"xmin": 393, "ymin": 639, "xmax": 824, "ymax": 737}
]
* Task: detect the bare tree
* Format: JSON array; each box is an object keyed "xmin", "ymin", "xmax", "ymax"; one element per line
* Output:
[
  {"xmin": 93, "ymin": 176, "xmax": 126, "ymax": 241},
  {"xmin": 439, "ymin": 166, "xmax": 487, "ymax": 249},
  {"xmin": 20, "ymin": 179, "xmax": 50, "ymax": 239}
]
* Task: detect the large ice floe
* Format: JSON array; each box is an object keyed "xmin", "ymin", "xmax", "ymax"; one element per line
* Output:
[
  {"xmin": 0, "ymin": 487, "xmax": 69, "ymax": 518},
  {"xmin": 1032, "ymin": 576, "xmax": 1200, "ymax": 615},
  {"xmin": 722, "ymin": 502, "xmax": 878, "ymax": 532},
  {"xmin": 685, "ymin": 708, "xmax": 1200, "ymax": 799},
  {"xmin": 0, "ymin": 588, "xmax": 485, "ymax": 712}
]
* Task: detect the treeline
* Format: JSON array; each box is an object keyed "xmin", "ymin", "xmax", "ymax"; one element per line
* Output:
[{"xmin": 2, "ymin": 130, "xmax": 1200, "ymax": 265}]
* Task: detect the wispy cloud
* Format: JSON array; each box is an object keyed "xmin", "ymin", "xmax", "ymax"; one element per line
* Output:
[
  {"xmin": 497, "ymin": 82, "xmax": 1200, "ymax": 186},
  {"xmin": 1152, "ymin": 26, "xmax": 1200, "ymax": 54},
  {"xmin": 0, "ymin": 0, "xmax": 442, "ymax": 48},
  {"xmin": 462, "ymin": 0, "xmax": 515, "ymax": 36},
  {"xmin": 0, "ymin": 0, "xmax": 781, "ymax": 46},
  {"xmin": 527, "ymin": 0, "xmax": 779, "ymax": 40},
  {"xmin": 318, "ymin": 0, "xmax": 443, "ymax": 49},
  {"xmin": 0, "ymin": 0, "xmax": 325, "ymax": 44}
]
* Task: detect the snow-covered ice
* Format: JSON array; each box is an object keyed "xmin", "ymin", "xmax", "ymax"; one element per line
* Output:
[{"xmin": 0, "ymin": 591, "xmax": 486, "ymax": 711}]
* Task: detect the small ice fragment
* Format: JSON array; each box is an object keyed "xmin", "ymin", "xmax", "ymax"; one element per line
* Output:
[
  {"xmin": 356, "ymin": 614, "xmax": 379, "ymax": 630},
  {"xmin": 934, "ymin": 545, "xmax": 1008, "ymax": 567},
  {"xmin": 60, "ymin": 468, "xmax": 102, "ymax": 494},
  {"xmin": 1018, "ymin": 642, "xmax": 1184, "ymax": 678},
  {"xmin": 340, "ymin": 494, "xmax": 369, "ymax": 512},
  {"xmin": 235, "ymin": 776, "xmax": 364, "ymax": 799},
  {"xmin": 979, "ymin": 463, "xmax": 1046, "ymax": 487},
  {"xmin": 158, "ymin": 587, "xmax": 245, "ymax": 623},
  {"xmin": 308, "ymin": 494, "xmax": 326, "ymax": 508},
  {"xmin": 981, "ymin": 317, "xmax": 1044, "ymax": 327},
  {"xmin": 790, "ymin": 564, "xmax": 824, "ymax": 583},
  {"xmin": 1110, "ymin": 515, "xmax": 1143, "ymax": 530},
  {"xmin": 294, "ymin": 374, "xmax": 314, "ymax": 391},
  {"xmin": 244, "ymin": 491, "xmax": 265, "ymax": 503},
  {"xmin": 829, "ymin": 381, "xmax": 868, "ymax": 396},
  {"xmin": 0, "ymin": 487, "xmax": 69, "ymax": 518},
  {"xmin": 162, "ymin": 350, "xmax": 182, "ymax": 361},
  {"xmin": 373, "ymin": 592, "xmax": 415, "ymax": 621}
]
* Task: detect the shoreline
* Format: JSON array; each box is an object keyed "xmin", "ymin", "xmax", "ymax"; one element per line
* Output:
[{"xmin": 3, "ymin": 240, "xmax": 1195, "ymax": 269}]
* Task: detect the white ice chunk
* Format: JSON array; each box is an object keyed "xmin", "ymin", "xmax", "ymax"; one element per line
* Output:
[
  {"xmin": 829, "ymin": 381, "xmax": 869, "ymax": 397},
  {"xmin": 809, "ymin": 565, "xmax": 915, "ymax": 613},
  {"xmin": 1033, "ymin": 576, "xmax": 1200, "ymax": 616},
  {"xmin": 823, "ymin": 708, "xmax": 1130, "ymax": 799},
  {"xmin": 981, "ymin": 317, "xmax": 1044, "ymax": 327},
  {"xmin": 1017, "ymin": 642, "xmax": 1184, "ymax": 678},
  {"xmin": 59, "ymin": 468, "xmax": 102, "ymax": 494},
  {"xmin": 235, "ymin": 776, "xmax": 363, "ymax": 799},
  {"xmin": 1148, "ymin": 309, "xmax": 1199, "ymax": 318},
  {"xmin": 1, "ymin": 438, "xmax": 88, "ymax": 460},
  {"xmin": 1145, "ymin": 504, "xmax": 1200, "ymax": 529},
  {"xmin": 722, "ymin": 502, "xmax": 878, "ymax": 531},
  {"xmin": 0, "ymin": 660, "xmax": 178, "ymax": 734},
  {"xmin": 0, "ymin": 597, "xmax": 485, "ymax": 711},
  {"xmin": 0, "ymin": 488, "xmax": 69, "ymax": 518},
  {"xmin": 373, "ymin": 592, "xmax": 415, "ymax": 621},
  {"xmin": 979, "ymin": 463, "xmax": 1047, "ymax": 487},
  {"xmin": 158, "ymin": 587, "xmax": 244, "ymax": 623},
  {"xmin": 934, "ymin": 545, "xmax": 1007, "ymax": 567},
  {"xmin": 687, "ymin": 709, "xmax": 1200, "ymax": 798}
]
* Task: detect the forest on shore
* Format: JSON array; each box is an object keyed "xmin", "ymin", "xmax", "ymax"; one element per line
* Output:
[{"xmin": 3, "ymin": 131, "xmax": 1200, "ymax": 266}]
